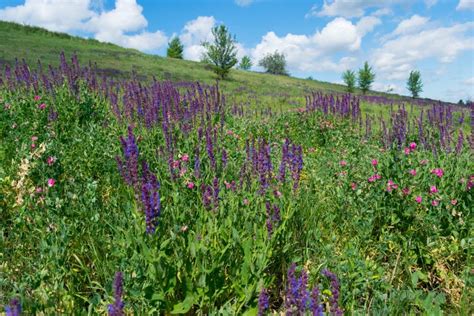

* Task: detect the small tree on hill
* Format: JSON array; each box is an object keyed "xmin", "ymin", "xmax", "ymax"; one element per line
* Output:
[
  {"xmin": 407, "ymin": 70, "xmax": 423, "ymax": 98},
  {"xmin": 342, "ymin": 70, "xmax": 356, "ymax": 93},
  {"xmin": 202, "ymin": 25, "xmax": 238, "ymax": 80},
  {"xmin": 258, "ymin": 51, "xmax": 289, "ymax": 76},
  {"xmin": 167, "ymin": 37, "xmax": 184, "ymax": 59},
  {"xmin": 238, "ymin": 56, "xmax": 252, "ymax": 70},
  {"xmin": 358, "ymin": 61, "xmax": 375, "ymax": 94}
]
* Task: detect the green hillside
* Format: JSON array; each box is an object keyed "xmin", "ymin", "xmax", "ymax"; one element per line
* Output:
[{"xmin": 0, "ymin": 20, "xmax": 368, "ymax": 98}]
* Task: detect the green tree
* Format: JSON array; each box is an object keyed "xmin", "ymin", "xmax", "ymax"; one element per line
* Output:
[
  {"xmin": 358, "ymin": 61, "xmax": 375, "ymax": 94},
  {"xmin": 258, "ymin": 51, "xmax": 289, "ymax": 76},
  {"xmin": 407, "ymin": 70, "xmax": 423, "ymax": 98},
  {"xmin": 202, "ymin": 25, "xmax": 238, "ymax": 80},
  {"xmin": 342, "ymin": 70, "xmax": 356, "ymax": 93},
  {"xmin": 166, "ymin": 37, "xmax": 184, "ymax": 59},
  {"xmin": 238, "ymin": 56, "xmax": 252, "ymax": 70}
]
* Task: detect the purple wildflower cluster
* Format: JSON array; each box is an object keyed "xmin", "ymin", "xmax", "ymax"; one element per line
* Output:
[
  {"xmin": 284, "ymin": 264, "xmax": 324, "ymax": 316},
  {"xmin": 108, "ymin": 272, "xmax": 125, "ymax": 316},
  {"xmin": 5, "ymin": 298, "xmax": 21, "ymax": 316},
  {"xmin": 265, "ymin": 201, "xmax": 281, "ymax": 237},
  {"xmin": 116, "ymin": 126, "xmax": 160, "ymax": 233},
  {"xmin": 306, "ymin": 92, "xmax": 361, "ymax": 122},
  {"xmin": 322, "ymin": 269, "xmax": 343, "ymax": 316}
]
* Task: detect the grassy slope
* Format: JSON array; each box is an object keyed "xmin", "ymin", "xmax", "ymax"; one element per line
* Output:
[{"xmin": 0, "ymin": 20, "xmax": 406, "ymax": 101}]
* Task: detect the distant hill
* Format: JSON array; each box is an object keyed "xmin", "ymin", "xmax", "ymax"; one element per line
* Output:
[{"xmin": 0, "ymin": 20, "xmax": 453, "ymax": 104}]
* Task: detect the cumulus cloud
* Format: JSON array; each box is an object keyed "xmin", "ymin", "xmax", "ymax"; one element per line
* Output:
[
  {"xmin": 0, "ymin": 0, "xmax": 95, "ymax": 32},
  {"xmin": 179, "ymin": 16, "xmax": 216, "ymax": 61},
  {"xmin": 235, "ymin": 0, "xmax": 253, "ymax": 6},
  {"xmin": 373, "ymin": 21, "xmax": 474, "ymax": 80},
  {"xmin": 251, "ymin": 17, "xmax": 379, "ymax": 73},
  {"xmin": 457, "ymin": 0, "xmax": 474, "ymax": 10},
  {"xmin": 0, "ymin": 0, "xmax": 168, "ymax": 52},
  {"xmin": 307, "ymin": 0, "xmax": 405, "ymax": 18},
  {"xmin": 463, "ymin": 77, "xmax": 474, "ymax": 86}
]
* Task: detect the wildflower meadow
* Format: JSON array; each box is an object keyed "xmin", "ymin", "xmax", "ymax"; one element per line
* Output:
[{"xmin": 1, "ymin": 54, "xmax": 472, "ymax": 314}]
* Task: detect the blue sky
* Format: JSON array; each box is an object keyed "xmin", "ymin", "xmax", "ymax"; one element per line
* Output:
[{"xmin": 1, "ymin": 0, "xmax": 473, "ymax": 102}]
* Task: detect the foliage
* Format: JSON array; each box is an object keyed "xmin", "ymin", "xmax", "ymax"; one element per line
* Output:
[
  {"xmin": 1, "ymin": 54, "xmax": 472, "ymax": 315},
  {"xmin": 166, "ymin": 37, "xmax": 184, "ymax": 59},
  {"xmin": 202, "ymin": 25, "xmax": 238, "ymax": 80},
  {"xmin": 258, "ymin": 51, "xmax": 289, "ymax": 76},
  {"xmin": 238, "ymin": 56, "xmax": 252, "ymax": 71},
  {"xmin": 407, "ymin": 70, "xmax": 423, "ymax": 98},
  {"xmin": 342, "ymin": 70, "xmax": 356, "ymax": 93},
  {"xmin": 358, "ymin": 61, "xmax": 375, "ymax": 94}
]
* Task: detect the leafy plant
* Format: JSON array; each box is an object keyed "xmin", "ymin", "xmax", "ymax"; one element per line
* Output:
[
  {"xmin": 202, "ymin": 25, "xmax": 238, "ymax": 80},
  {"xmin": 166, "ymin": 37, "xmax": 184, "ymax": 59},
  {"xmin": 258, "ymin": 51, "xmax": 289, "ymax": 76},
  {"xmin": 358, "ymin": 61, "xmax": 375, "ymax": 94},
  {"xmin": 407, "ymin": 70, "xmax": 423, "ymax": 98},
  {"xmin": 342, "ymin": 70, "xmax": 356, "ymax": 93}
]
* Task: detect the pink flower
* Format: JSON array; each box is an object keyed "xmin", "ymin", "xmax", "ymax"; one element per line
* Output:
[
  {"xmin": 339, "ymin": 160, "xmax": 347, "ymax": 167},
  {"xmin": 224, "ymin": 181, "xmax": 232, "ymax": 190},
  {"xmin": 409, "ymin": 169, "xmax": 417, "ymax": 176},
  {"xmin": 431, "ymin": 200, "xmax": 439, "ymax": 207},
  {"xmin": 420, "ymin": 159, "xmax": 428, "ymax": 165},
  {"xmin": 181, "ymin": 154, "xmax": 189, "ymax": 162},
  {"xmin": 402, "ymin": 187, "xmax": 410, "ymax": 195},
  {"xmin": 371, "ymin": 159, "xmax": 378, "ymax": 166},
  {"xmin": 46, "ymin": 156, "xmax": 56, "ymax": 166},
  {"xmin": 31, "ymin": 143, "xmax": 36, "ymax": 149},
  {"xmin": 368, "ymin": 176, "xmax": 375, "ymax": 183},
  {"xmin": 31, "ymin": 136, "xmax": 38, "ymax": 142},
  {"xmin": 375, "ymin": 174, "xmax": 382, "ymax": 180},
  {"xmin": 274, "ymin": 190, "xmax": 282, "ymax": 198},
  {"xmin": 351, "ymin": 182, "xmax": 357, "ymax": 191},
  {"xmin": 409, "ymin": 142, "xmax": 417, "ymax": 150},
  {"xmin": 172, "ymin": 160, "xmax": 180, "ymax": 169},
  {"xmin": 387, "ymin": 180, "xmax": 398, "ymax": 192},
  {"xmin": 404, "ymin": 147, "xmax": 411, "ymax": 155},
  {"xmin": 47, "ymin": 178, "xmax": 56, "ymax": 187},
  {"xmin": 415, "ymin": 196, "xmax": 422, "ymax": 204},
  {"xmin": 34, "ymin": 95, "xmax": 41, "ymax": 101},
  {"xmin": 451, "ymin": 199, "xmax": 457, "ymax": 205},
  {"xmin": 431, "ymin": 168, "xmax": 444, "ymax": 178},
  {"xmin": 186, "ymin": 182, "xmax": 195, "ymax": 189},
  {"xmin": 430, "ymin": 185, "xmax": 438, "ymax": 194},
  {"xmin": 35, "ymin": 187, "xmax": 43, "ymax": 194},
  {"xmin": 243, "ymin": 198, "xmax": 249, "ymax": 205},
  {"xmin": 38, "ymin": 103, "xmax": 46, "ymax": 110}
]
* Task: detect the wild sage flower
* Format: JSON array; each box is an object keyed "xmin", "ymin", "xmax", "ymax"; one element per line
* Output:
[
  {"xmin": 322, "ymin": 269, "xmax": 343, "ymax": 316},
  {"xmin": 5, "ymin": 298, "xmax": 21, "ymax": 316},
  {"xmin": 258, "ymin": 288, "xmax": 269, "ymax": 316},
  {"xmin": 108, "ymin": 272, "xmax": 124, "ymax": 316}
]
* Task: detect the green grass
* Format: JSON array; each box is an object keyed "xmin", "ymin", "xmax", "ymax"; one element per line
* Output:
[{"xmin": 0, "ymin": 20, "xmax": 418, "ymax": 102}]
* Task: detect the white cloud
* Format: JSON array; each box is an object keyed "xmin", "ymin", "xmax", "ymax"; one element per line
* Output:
[
  {"xmin": 463, "ymin": 77, "xmax": 474, "ymax": 86},
  {"xmin": 235, "ymin": 0, "xmax": 253, "ymax": 6},
  {"xmin": 373, "ymin": 21, "xmax": 474, "ymax": 80},
  {"xmin": 372, "ymin": 82, "xmax": 402, "ymax": 94},
  {"xmin": 308, "ymin": 0, "xmax": 405, "ymax": 18},
  {"xmin": 457, "ymin": 0, "xmax": 474, "ymax": 10},
  {"xmin": 251, "ymin": 17, "xmax": 378, "ymax": 73},
  {"xmin": 424, "ymin": 0, "xmax": 438, "ymax": 8},
  {"xmin": 392, "ymin": 15, "xmax": 430, "ymax": 36},
  {"xmin": 179, "ymin": 16, "xmax": 216, "ymax": 61},
  {"xmin": 0, "ymin": 0, "xmax": 168, "ymax": 52},
  {"xmin": 86, "ymin": 0, "xmax": 167, "ymax": 51},
  {"xmin": 0, "ymin": 0, "xmax": 95, "ymax": 32}
]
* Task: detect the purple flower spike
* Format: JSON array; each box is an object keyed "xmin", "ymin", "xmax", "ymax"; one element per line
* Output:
[
  {"xmin": 258, "ymin": 288, "xmax": 270, "ymax": 316},
  {"xmin": 5, "ymin": 298, "xmax": 21, "ymax": 316},
  {"xmin": 322, "ymin": 269, "xmax": 343, "ymax": 316},
  {"xmin": 108, "ymin": 272, "xmax": 125, "ymax": 316}
]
